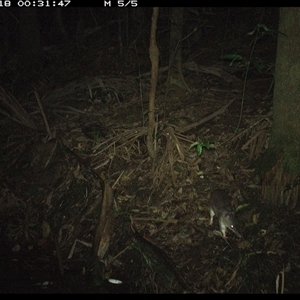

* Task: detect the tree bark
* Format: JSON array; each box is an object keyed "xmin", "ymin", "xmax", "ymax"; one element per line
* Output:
[
  {"xmin": 146, "ymin": 7, "xmax": 159, "ymax": 159},
  {"xmin": 166, "ymin": 7, "xmax": 191, "ymax": 93},
  {"xmin": 259, "ymin": 8, "xmax": 300, "ymax": 208}
]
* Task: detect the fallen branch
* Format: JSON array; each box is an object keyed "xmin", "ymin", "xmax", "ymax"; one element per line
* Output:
[{"xmin": 178, "ymin": 98, "xmax": 236, "ymax": 133}]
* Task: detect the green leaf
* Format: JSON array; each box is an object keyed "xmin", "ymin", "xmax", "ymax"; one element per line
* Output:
[
  {"xmin": 202, "ymin": 142, "xmax": 210, "ymax": 150},
  {"xmin": 189, "ymin": 141, "xmax": 200, "ymax": 149},
  {"xmin": 197, "ymin": 144, "xmax": 203, "ymax": 156},
  {"xmin": 220, "ymin": 54, "xmax": 244, "ymax": 61},
  {"xmin": 190, "ymin": 140, "xmax": 212, "ymax": 156}
]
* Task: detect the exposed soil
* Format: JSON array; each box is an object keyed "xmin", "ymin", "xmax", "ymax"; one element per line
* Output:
[{"xmin": 1, "ymin": 7, "xmax": 299, "ymax": 294}]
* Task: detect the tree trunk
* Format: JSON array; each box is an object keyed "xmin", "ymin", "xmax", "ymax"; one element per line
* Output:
[
  {"xmin": 259, "ymin": 8, "xmax": 300, "ymax": 208},
  {"xmin": 146, "ymin": 7, "xmax": 159, "ymax": 159},
  {"xmin": 166, "ymin": 7, "xmax": 191, "ymax": 93},
  {"xmin": 53, "ymin": 8, "xmax": 69, "ymax": 41},
  {"xmin": 18, "ymin": 8, "xmax": 43, "ymax": 83}
]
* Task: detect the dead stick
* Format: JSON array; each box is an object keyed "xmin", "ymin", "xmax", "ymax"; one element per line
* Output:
[
  {"xmin": 179, "ymin": 98, "xmax": 236, "ymax": 133},
  {"xmin": 34, "ymin": 91, "xmax": 52, "ymax": 137}
]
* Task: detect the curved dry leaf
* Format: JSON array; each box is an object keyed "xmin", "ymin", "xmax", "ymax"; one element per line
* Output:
[{"xmin": 252, "ymin": 213, "xmax": 260, "ymax": 224}]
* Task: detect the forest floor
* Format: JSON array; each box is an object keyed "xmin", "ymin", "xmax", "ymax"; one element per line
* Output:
[{"xmin": 1, "ymin": 7, "xmax": 300, "ymax": 294}]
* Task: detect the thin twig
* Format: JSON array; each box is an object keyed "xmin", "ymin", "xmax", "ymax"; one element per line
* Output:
[
  {"xmin": 178, "ymin": 98, "xmax": 236, "ymax": 133},
  {"xmin": 34, "ymin": 91, "xmax": 52, "ymax": 137}
]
